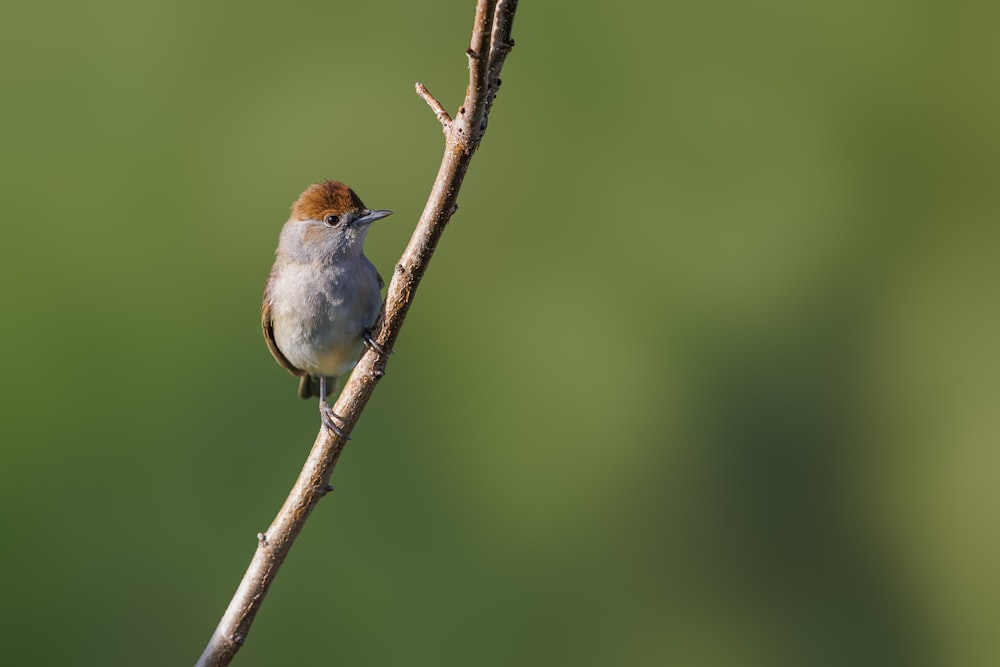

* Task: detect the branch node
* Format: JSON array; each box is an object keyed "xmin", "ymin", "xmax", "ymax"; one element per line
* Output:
[
  {"xmin": 415, "ymin": 82, "xmax": 452, "ymax": 132},
  {"xmin": 257, "ymin": 533, "xmax": 268, "ymax": 548},
  {"xmin": 492, "ymin": 39, "xmax": 515, "ymax": 57}
]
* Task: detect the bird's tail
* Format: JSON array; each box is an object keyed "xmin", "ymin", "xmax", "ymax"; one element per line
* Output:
[{"xmin": 298, "ymin": 375, "xmax": 338, "ymax": 400}]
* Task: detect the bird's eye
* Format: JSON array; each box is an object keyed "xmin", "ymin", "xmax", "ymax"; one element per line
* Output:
[{"xmin": 324, "ymin": 214, "xmax": 340, "ymax": 226}]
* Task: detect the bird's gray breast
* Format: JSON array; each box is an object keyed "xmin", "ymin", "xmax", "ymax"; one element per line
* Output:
[{"xmin": 269, "ymin": 258, "xmax": 381, "ymax": 377}]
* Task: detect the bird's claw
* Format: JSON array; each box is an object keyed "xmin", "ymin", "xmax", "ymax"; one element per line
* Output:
[
  {"xmin": 320, "ymin": 403, "xmax": 351, "ymax": 440},
  {"xmin": 363, "ymin": 329, "xmax": 393, "ymax": 358}
]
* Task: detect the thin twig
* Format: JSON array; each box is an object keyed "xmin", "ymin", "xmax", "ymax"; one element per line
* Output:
[
  {"xmin": 488, "ymin": 1, "xmax": 517, "ymax": 82},
  {"xmin": 415, "ymin": 82, "xmax": 452, "ymax": 131},
  {"xmin": 462, "ymin": 1, "xmax": 497, "ymax": 141},
  {"xmin": 483, "ymin": 1, "xmax": 518, "ymax": 131},
  {"xmin": 193, "ymin": 2, "xmax": 518, "ymax": 666}
]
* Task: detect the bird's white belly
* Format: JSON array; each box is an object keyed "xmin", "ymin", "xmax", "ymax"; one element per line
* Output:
[{"xmin": 270, "ymin": 262, "xmax": 380, "ymax": 377}]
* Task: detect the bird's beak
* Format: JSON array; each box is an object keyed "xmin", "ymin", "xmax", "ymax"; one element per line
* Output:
[{"xmin": 354, "ymin": 209, "xmax": 393, "ymax": 226}]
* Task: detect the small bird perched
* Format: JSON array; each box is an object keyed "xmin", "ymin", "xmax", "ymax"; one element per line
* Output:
[{"xmin": 262, "ymin": 180, "xmax": 391, "ymax": 437}]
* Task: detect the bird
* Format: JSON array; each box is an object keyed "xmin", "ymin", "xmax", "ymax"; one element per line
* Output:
[{"xmin": 262, "ymin": 180, "xmax": 391, "ymax": 437}]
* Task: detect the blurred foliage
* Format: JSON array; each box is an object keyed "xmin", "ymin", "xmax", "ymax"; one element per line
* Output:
[{"xmin": 1, "ymin": 1, "xmax": 998, "ymax": 665}]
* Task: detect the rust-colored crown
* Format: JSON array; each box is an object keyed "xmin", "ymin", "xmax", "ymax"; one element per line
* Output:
[{"xmin": 291, "ymin": 180, "xmax": 366, "ymax": 221}]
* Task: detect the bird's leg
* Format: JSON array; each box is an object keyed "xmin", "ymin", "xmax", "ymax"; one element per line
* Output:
[
  {"xmin": 319, "ymin": 376, "xmax": 351, "ymax": 440},
  {"xmin": 363, "ymin": 328, "xmax": 393, "ymax": 358}
]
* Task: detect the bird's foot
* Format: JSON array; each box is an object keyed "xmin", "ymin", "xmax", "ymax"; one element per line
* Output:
[
  {"xmin": 320, "ymin": 402, "xmax": 351, "ymax": 440},
  {"xmin": 363, "ymin": 329, "xmax": 393, "ymax": 358}
]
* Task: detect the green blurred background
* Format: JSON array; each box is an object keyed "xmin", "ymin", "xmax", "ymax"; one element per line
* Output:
[{"xmin": 1, "ymin": 1, "xmax": 998, "ymax": 665}]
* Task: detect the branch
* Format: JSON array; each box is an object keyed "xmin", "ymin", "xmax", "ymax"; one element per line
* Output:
[
  {"xmin": 415, "ymin": 82, "xmax": 452, "ymax": 132},
  {"xmin": 193, "ymin": 2, "xmax": 518, "ymax": 666}
]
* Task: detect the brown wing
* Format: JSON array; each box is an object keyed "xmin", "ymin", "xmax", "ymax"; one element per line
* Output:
[{"xmin": 262, "ymin": 274, "xmax": 307, "ymax": 378}]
